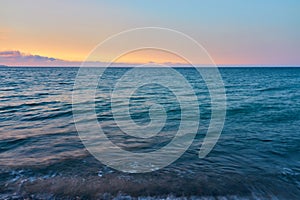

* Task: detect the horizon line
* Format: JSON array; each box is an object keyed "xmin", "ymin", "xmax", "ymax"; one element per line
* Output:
[
  {"xmin": 1, "ymin": 50, "xmax": 300, "ymax": 68},
  {"xmin": 1, "ymin": 64, "xmax": 300, "ymax": 68}
]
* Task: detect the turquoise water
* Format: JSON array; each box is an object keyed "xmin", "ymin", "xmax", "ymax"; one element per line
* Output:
[{"xmin": 0, "ymin": 67, "xmax": 299, "ymax": 199}]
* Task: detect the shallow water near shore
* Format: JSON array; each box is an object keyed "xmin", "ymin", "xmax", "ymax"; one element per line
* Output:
[{"xmin": 0, "ymin": 67, "xmax": 299, "ymax": 199}]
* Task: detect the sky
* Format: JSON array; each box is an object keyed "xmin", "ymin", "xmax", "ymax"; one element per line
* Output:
[{"xmin": 0, "ymin": 0, "xmax": 300, "ymax": 66}]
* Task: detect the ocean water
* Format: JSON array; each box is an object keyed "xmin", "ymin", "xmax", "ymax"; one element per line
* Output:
[{"xmin": 0, "ymin": 67, "xmax": 299, "ymax": 199}]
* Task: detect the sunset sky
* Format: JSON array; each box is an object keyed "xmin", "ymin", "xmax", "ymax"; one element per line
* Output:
[{"xmin": 1, "ymin": 0, "xmax": 300, "ymax": 66}]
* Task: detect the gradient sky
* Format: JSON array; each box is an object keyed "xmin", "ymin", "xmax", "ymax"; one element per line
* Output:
[{"xmin": 1, "ymin": 0, "xmax": 300, "ymax": 66}]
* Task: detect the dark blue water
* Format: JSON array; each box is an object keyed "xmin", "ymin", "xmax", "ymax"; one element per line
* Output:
[{"xmin": 0, "ymin": 67, "xmax": 299, "ymax": 199}]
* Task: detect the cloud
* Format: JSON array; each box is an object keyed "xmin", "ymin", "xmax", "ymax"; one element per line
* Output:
[
  {"xmin": 0, "ymin": 51, "xmax": 22, "ymax": 57},
  {"xmin": 0, "ymin": 50, "xmax": 142, "ymax": 66},
  {"xmin": 0, "ymin": 50, "xmax": 63, "ymax": 64},
  {"xmin": 1, "ymin": 51, "xmax": 107, "ymax": 67},
  {"xmin": 0, "ymin": 50, "xmax": 189, "ymax": 67}
]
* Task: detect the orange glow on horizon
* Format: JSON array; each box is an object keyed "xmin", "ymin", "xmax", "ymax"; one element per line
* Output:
[{"xmin": 112, "ymin": 49, "xmax": 189, "ymax": 65}]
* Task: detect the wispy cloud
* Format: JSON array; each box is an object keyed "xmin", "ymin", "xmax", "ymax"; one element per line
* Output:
[
  {"xmin": 0, "ymin": 50, "xmax": 67, "ymax": 66},
  {"xmin": 0, "ymin": 50, "xmax": 58, "ymax": 60},
  {"xmin": 0, "ymin": 50, "xmax": 189, "ymax": 67},
  {"xmin": 0, "ymin": 50, "xmax": 111, "ymax": 66}
]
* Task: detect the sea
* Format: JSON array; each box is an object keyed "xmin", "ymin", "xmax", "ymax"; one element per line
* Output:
[{"xmin": 0, "ymin": 67, "xmax": 299, "ymax": 199}]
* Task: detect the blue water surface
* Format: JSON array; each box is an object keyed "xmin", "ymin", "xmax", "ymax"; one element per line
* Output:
[{"xmin": 0, "ymin": 67, "xmax": 299, "ymax": 199}]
